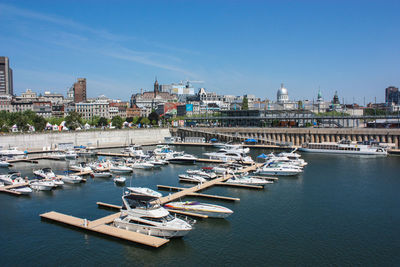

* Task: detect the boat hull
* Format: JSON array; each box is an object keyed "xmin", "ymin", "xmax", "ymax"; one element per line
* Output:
[
  {"xmin": 113, "ymin": 219, "xmax": 190, "ymax": 238},
  {"xmin": 298, "ymin": 147, "xmax": 387, "ymax": 156}
]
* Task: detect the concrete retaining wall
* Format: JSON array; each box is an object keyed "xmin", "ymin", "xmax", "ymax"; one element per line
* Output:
[{"xmin": 0, "ymin": 128, "xmax": 171, "ymax": 151}]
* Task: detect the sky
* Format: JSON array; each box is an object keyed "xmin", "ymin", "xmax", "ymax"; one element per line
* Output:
[{"xmin": 0, "ymin": 0, "xmax": 399, "ymax": 104}]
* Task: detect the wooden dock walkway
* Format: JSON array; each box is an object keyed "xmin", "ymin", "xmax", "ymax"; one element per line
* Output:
[{"xmin": 40, "ymin": 211, "xmax": 169, "ymax": 247}]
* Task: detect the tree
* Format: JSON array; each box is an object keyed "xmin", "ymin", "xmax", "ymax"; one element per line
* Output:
[
  {"xmin": 148, "ymin": 111, "xmax": 159, "ymax": 123},
  {"xmin": 65, "ymin": 111, "xmax": 82, "ymax": 130},
  {"xmin": 242, "ymin": 96, "xmax": 249, "ymax": 110},
  {"xmin": 132, "ymin": 116, "xmax": 140, "ymax": 124},
  {"xmin": 141, "ymin": 117, "xmax": 150, "ymax": 125},
  {"xmin": 111, "ymin": 116, "xmax": 123, "ymax": 129},
  {"xmin": 97, "ymin": 117, "xmax": 108, "ymax": 127},
  {"xmin": 32, "ymin": 115, "xmax": 47, "ymax": 131}
]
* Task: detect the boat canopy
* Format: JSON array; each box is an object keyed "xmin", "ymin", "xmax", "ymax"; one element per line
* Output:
[
  {"xmin": 245, "ymin": 138, "xmax": 258, "ymax": 143},
  {"xmin": 210, "ymin": 138, "xmax": 218, "ymax": 142},
  {"xmin": 257, "ymin": 153, "xmax": 267, "ymax": 159}
]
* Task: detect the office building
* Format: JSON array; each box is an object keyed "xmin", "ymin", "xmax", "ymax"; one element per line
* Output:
[
  {"xmin": 73, "ymin": 78, "xmax": 87, "ymax": 103},
  {"xmin": 0, "ymin": 57, "xmax": 13, "ymax": 95}
]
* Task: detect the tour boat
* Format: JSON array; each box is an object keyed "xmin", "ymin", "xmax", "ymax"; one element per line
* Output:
[
  {"xmin": 127, "ymin": 187, "xmax": 162, "ymax": 198},
  {"xmin": 178, "ymin": 174, "xmax": 207, "ymax": 183},
  {"xmin": 166, "ymin": 153, "xmax": 197, "ymax": 164},
  {"xmin": 90, "ymin": 171, "xmax": 112, "ymax": 178},
  {"xmin": 165, "ymin": 201, "xmax": 233, "ymax": 218},
  {"xmin": 113, "ymin": 194, "xmax": 193, "ymax": 238},
  {"xmin": 33, "ymin": 168, "xmax": 56, "ymax": 179},
  {"xmin": 299, "ymin": 140, "xmax": 388, "ymax": 156},
  {"xmin": 113, "ymin": 176, "xmax": 126, "ymax": 184},
  {"xmin": 29, "ymin": 179, "xmax": 55, "ymax": 191}
]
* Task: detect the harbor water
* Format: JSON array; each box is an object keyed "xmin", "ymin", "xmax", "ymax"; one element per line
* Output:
[{"xmin": 1, "ymin": 146, "xmax": 399, "ymax": 266}]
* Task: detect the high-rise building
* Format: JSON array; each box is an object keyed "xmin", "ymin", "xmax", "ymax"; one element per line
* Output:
[
  {"xmin": 0, "ymin": 56, "xmax": 13, "ymax": 95},
  {"xmin": 385, "ymin": 86, "xmax": 399, "ymax": 105},
  {"xmin": 73, "ymin": 78, "xmax": 86, "ymax": 103}
]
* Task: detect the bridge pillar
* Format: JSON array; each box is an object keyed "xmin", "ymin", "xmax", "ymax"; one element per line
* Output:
[
  {"xmin": 310, "ymin": 134, "xmax": 315, "ymax": 143},
  {"xmin": 388, "ymin": 135, "xmax": 392, "ymax": 144},
  {"xmin": 320, "ymin": 134, "xmax": 325, "ymax": 143},
  {"xmin": 394, "ymin": 136, "xmax": 399, "ymax": 148}
]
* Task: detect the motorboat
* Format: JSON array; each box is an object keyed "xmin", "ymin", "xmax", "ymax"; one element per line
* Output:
[
  {"xmin": 48, "ymin": 152, "xmax": 67, "ymax": 160},
  {"xmin": 165, "ymin": 201, "xmax": 233, "ymax": 218},
  {"xmin": 59, "ymin": 173, "xmax": 83, "ymax": 184},
  {"xmin": 123, "ymin": 145, "xmax": 146, "ymax": 157},
  {"xmin": 178, "ymin": 174, "xmax": 207, "ymax": 183},
  {"xmin": 64, "ymin": 150, "xmax": 78, "ymax": 159},
  {"xmin": 110, "ymin": 163, "xmax": 132, "ymax": 173},
  {"xmin": 153, "ymin": 145, "xmax": 175, "ymax": 157},
  {"xmin": 89, "ymin": 160, "xmax": 111, "ymax": 171},
  {"xmin": 0, "ymin": 160, "xmax": 10, "ymax": 168},
  {"xmin": 127, "ymin": 187, "xmax": 162, "ymax": 198},
  {"xmin": 255, "ymin": 163, "xmax": 303, "ymax": 176},
  {"xmin": 186, "ymin": 169, "xmax": 217, "ymax": 179},
  {"xmin": 29, "ymin": 179, "xmax": 55, "ymax": 191},
  {"xmin": 113, "ymin": 194, "xmax": 193, "ymax": 238},
  {"xmin": 0, "ymin": 147, "xmax": 26, "ymax": 159},
  {"xmin": 148, "ymin": 157, "xmax": 168, "ymax": 166},
  {"xmin": 52, "ymin": 178, "xmax": 64, "ymax": 187},
  {"xmin": 76, "ymin": 148, "xmax": 96, "ymax": 157},
  {"xmin": 33, "ymin": 168, "xmax": 56, "ymax": 179},
  {"xmin": 0, "ymin": 172, "xmax": 32, "ymax": 194},
  {"xmin": 13, "ymin": 186, "xmax": 33, "ymax": 194},
  {"xmin": 226, "ymin": 175, "xmax": 273, "ymax": 186},
  {"xmin": 113, "ymin": 176, "xmax": 126, "ymax": 184},
  {"xmin": 70, "ymin": 163, "xmax": 92, "ymax": 172},
  {"xmin": 90, "ymin": 171, "xmax": 112, "ymax": 178},
  {"xmin": 204, "ymin": 150, "xmax": 253, "ymax": 163},
  {"xmin": 130, "ymin": 161, "xmax": 154, "ymax": 169},
  {"xmin": 166, "ymin": 153, "xmax": 197, "ymax": 164}
]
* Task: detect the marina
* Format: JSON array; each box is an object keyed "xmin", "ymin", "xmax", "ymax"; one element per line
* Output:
[{"xmin": 0, "ymin": 144, "xmax": 399, "ymax": 265}]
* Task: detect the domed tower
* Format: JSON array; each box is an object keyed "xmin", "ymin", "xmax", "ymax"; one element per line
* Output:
[
  {"xmin": 317, "ymin": 89, "xmax": 323, "ymax": 103},
  {"xmin": 277, "ymin": 83, "xmax": 289, "ymax": 103}
]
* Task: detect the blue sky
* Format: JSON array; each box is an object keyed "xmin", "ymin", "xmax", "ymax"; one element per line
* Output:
[{"xmin": 0, "ymin": 0, "xmax": 399, "ymax": 104}]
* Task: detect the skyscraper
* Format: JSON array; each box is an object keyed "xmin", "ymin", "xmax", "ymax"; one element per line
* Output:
[
  {"xmin": 0, "ymin": 57, "xmax": 13, "ymax": 95},
  {"xmin": 73, "ymin": 78, "xmax": 87, "ymax": 103},
  {"xmin": 385, "ymin": 86, "xmax": 399, "ymax": 105}
]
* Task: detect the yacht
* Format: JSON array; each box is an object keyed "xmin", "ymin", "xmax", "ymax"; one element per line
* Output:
[
  {"xmin": 153, "ymin": 145, "xmax": 174, "ymax": 157},
  {"xmin": 113, "ymin": 194, "xmax": 193, "ymax": 238},
  {"xmin": 0, "ymin": 158, "xmax": 10, "ymax": 167},
  {"xmin": 265, "ymin": 153, "xmax": 307, "ymax": 167},
  {"xmin": 89, "ymin": 160, "xmax": 111, "ymax": 172},
  {"xmin": 0, "ymin": 147, "xmax": 26, "ymax": 159},
  {"xmin": 0, "ymin": 172, "xmax": 32, "ymax": 194},
  {"xmin": 186, "ymin": 169, "xmax": 217, "ymax": 179},
  {"xmin": 114, "ymin": 176, "xmax": 126, "ymax": 184},
  {"xmin": 110, "ymin": 163, "xmax": 132, "ymax": 173},
  {"xmin": 166, "ymin": 153, "xmax": 197, "ymax": 164},
  {"xmin": 130, "ymin": 161, "xmax": 154, "ymax": 169},
  {"xmin": 165, "ymin": 201, "xmax": 233, "ymax": 218},
  {"xmin": 123, "ymin": 145, "xmax": 145, "ymax": 157},
  {"xmin": 255, "ymin": 163, "xmax": 303, "ymax": 176},
  {"xmin": 226, "ymin": 175, "xmax": 273, "ymax": 186},
  {"xmin": 148, "ymin": 157, "xmax": 169, "ymax": 166},
  {"xmin": 178, "ymin": 174, "xmax": 207, "ymax": 183},
  {"xmin": 90, "ymin": 171, "xmax": 112, "ymax": 178},
  {"xmin": 29, "ymin": 179, "xmax": 55, "ymax": 191},
  {"xmin": 299, "ymin": 140, "xmax": 388, "ymax": 156},
  {"xmin": 48, "ymin": 152, "xmax": 67, "ymax": 161},
  {"xmin": 33, "ymin": 168, "xmax": 56, "ymax": 179},
  {"xmin": 70, "ymin": 163, "xmax": 92, "ymax": 172},
  {"xmin": 59, "ymin": 172, "xmax": 83, "ymax": 184},
  {"xmin": 127, "ymin": 187, "xmax": 162, "ymax": 198},
  {"xmin": 64, "ymin": 150, "xmax": 78, "ymax": 159},
  {"xmin": 204, "ymin": 150, "xmax": 253, "ymax": 163}
]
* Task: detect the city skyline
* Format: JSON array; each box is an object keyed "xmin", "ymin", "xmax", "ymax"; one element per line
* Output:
[{"xmin": 1, "ymin": 1, "xmax": 399, "ymax": 103}]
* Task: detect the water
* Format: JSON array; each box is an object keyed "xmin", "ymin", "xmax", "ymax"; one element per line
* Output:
[{"xmin": 1, "ymin": 146, "xmax": 399, "ymax": 266}]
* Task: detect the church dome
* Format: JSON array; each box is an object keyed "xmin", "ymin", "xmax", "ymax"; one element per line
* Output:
[{"xmin": 277, "ymin": 83, "xmax": 289, "ymax": 103}]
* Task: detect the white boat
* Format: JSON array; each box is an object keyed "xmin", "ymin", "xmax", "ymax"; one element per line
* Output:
[
  {"xmin": 53, "ymin": 179, "xmax": 64, "ymax": 187},
  {"xmin": 65, "ymin": 150, "xmax": 78, "ymax": 159},
  {"xmin": 165, "ymin": 201, "xmax": 233, "ymax": 218},
  {"xmin": 90, "ymin": 171, "xmax": 112, "ymax": 178},
  {"xmin": 0, "ymin": 160, "xmax": 10, "ymax": 168},
  {"xmin": 48, "ymin": 152, "xmax": 67, "ymax": 160},
  {"xmin": 113, "ymin": 194, "xmax": 193, "ymax": 238},
  {"xmin": 226, "ymin": 175, "xmax": 273, "ymax": 186},
  {"xmin": 186, "ymin": 169, "xmax": 217, "ymax": 179},
  {"xmin": 299, "ymin": 140, "xmax": 388, "ymax": 156},
  {"xmin": 166, "ymin": 153, "xmax": 197, "ymax": 164},
  {"xmin": 89, "ymin": 160, "xmax": 111, "ymax": 171},
  {"xmin": 255, "ymin": 163, "xmax": 302, "ymax": 176},
  {"xmin": 153, "ymin": 145, "xmax": 174, "ymax": 156},
  {"xmin": 204, "ymin": 150, "xmax": 253, "ymax": 163},
  {"xmin": 123, "ymin": 145, "xmax": 145, "ymax": 157},
  {"xmin": 178, "ymin": 174, "xmax": 207, "ymax": 183},
  {"xmin": 113, "ymin": 176, "xmax": 126, "ymax": 184},
  {"xmin": 0, "ymin": 172, "xmax": 32, "ymax": 194},
  {"xmin": 59, "ymin": 173, "xmax": 83, "ymax": 184},
  {"xmin": 0, "ymin": 147, "xmax": 26, "ymax": 159},
  {"xmin": 265, "ymin": 153, "xmax": 307, "ymax": 167},
  {"xmin": 110, "ymin": 164, "xmax": 132, "ymax": 173},
  {"xmin": 13, "ymin": 186, "xmax": 33, "ymax": 194},
  {"xmin": 29, "ymin": 179, "xmax": 55, "ymax": 191},
  {"xmin": 76, "ymin": 149, "xmax": 96, "ymax": 157},
  {"xmin": 70, "ymin": 163, "xmax": 92, "ymax": 172},
  {"xmin": 33, "ymin": 168, "xmax": 56, "ymax": 179},
  {"xmin": 131, "ymin": 161, "xmax": 154, "ymax": 169},
  {"xmin": 148, "ymin": 157, "xmax": 169, "ymax": 166},
  {"xmin": 127, "ymin": 187, "xmax": 162, "ymax": 198}
]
